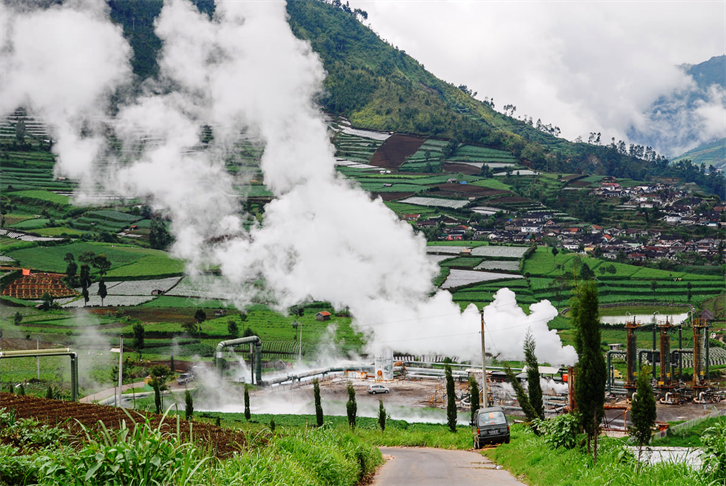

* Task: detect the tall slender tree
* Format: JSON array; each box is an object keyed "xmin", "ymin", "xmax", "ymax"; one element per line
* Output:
[
  {"xmin": 469, "ymin": 376, "xmax": 480, "ymax": 424},
  {"xmin": 570, "ymin": 280, "xmax": 607, "ymax": 464},
  {"xmin": 185, "ymin": 389, "xmax": 194, "ymax": 420},
  {"xmin": 346, "ymin": 382, "xmax": 357, "ymax": 429},
  {"xmin": 98, "ymin": 279, "xmax": 107, "ymax": 306},
  {"xmin": 313, "ymin": 379, "xmax": 324, "ymax": 427},
  {"xmin": 524, "ymin": 329, "xmax": 544, "ymax": 421},
  {"xmin": 132, "ymin": 323, "xmax": 145, "ymax": 358},
  {"xmin": 79, "ymin": 264, "xmax": 91, "ymax": 307},
  {"xmin": 504, "ymin": 364, "xmax": 539, "ymax": 424},
  {"xmin": 244, "ymin": 384, "xmax": 251, "ymax": 420},
  {"xmin": 445, "ymin": 365, "xmax": 457, "ymax": 433},
  {"xmin": 64, "ymin": 253, "xmax": 77, "ymax": 286},
  {"xmin": 378, "ymin": 399, "xmax": 387, "ymax": 431},
  {"xmin": 630, "ymin": 367, "xmax": 657, "ymax": 472}
]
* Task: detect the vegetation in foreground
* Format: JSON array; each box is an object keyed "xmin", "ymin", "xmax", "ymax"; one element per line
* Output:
[
  {"xmin": 0, "ymin": 408, "xmax": 383, "ymax": 486},
  {"xmin": 485, "ymin": 424, "xmax": 710, "ymax": 486}
]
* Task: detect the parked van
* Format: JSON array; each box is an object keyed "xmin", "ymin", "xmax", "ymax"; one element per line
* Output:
[{"xmin": 472, "ymin": 406, "xmax": 510, "ymax": 448}]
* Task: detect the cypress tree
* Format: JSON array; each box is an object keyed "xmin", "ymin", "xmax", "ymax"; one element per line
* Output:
[
  {"xmin": 46, "ymin": 385, "xmax": 53, "ymax": 399},
  {"xmin": 185, "ymin": 389, "xmax": 194, "ymax": 420},
  {"xmin": 571, "ymin": 280, "xmax": 607, "ymax": 464},
  {"xmin": 504, "ymin": 364, "xmax": 539, "ymax": 424},
  {"xmin": 152, "ymin": 377, "xmax": 161, "ymax": 414},
  {"xmin": 524, "ymin": 329, "xmax": 544, "ymax": 420},
  {"xmin": 469, "ymin": 376, "xmax": 480, "ymax": 424},
  {"xmin": 98, "ymin": 278, "xmax": 107, "ymax": 306},
  {"xmin": 346, "ymin": 382, "xmax": 357, "ymax": 429},
  {"xmin": 445, "ymin": 365, "xmax": 457, "ymax": 433},
  {"xmin": 18, "ymin": 384, "xmax": 25, "ymax": 396},
  {"xmin": 270, "ymin": 418, "xmax": 276, "ymax": 433},
  {"xmin": 313, "ymin": 379, "xmax": 324, "ymax": 427},
  {"xmin": 630, "ymin": 367, "xmax": 657, "ymax": 471},
  {"xmin": 244, "ymin": 384, "xmax": 251, "ymax": 420},
  {"xmin": 378, "ymin": 399, "xmax": 387, "ymax": 431}
]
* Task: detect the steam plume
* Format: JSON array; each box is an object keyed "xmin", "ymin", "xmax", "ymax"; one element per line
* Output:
[{"xmin": 0, "ymin": 0, "xmax": 576, "ymax": 365}]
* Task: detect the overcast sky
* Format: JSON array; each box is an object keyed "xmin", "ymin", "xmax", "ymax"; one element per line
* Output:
[{"xmin": 346, "ymin": 0, "xmax": 725, "ymax": 149}]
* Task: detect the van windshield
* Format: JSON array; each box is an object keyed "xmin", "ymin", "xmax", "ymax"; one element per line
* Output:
[{"xmin": 478, "ymin": 411, "xmax": 507, "ymax": 426}]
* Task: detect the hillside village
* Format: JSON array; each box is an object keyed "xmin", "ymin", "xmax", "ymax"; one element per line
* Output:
[{"xmin": 404, "ymin": 176, "xmax": 725, "ymax": 265}]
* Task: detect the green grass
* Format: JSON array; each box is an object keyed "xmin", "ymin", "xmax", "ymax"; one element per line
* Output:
[
  {"xmin": 7, "ymin": 242, "xmax": 184, "ymax": 278},
  {"xmin": 470, "ymin": 178, "xmax": 512, "ymax": 191},
  {"xmin": 0, "ymin": 410, "xmax": 383, "ymax": 486},
  {"xmin": 9, "ymin": 190, "xmax": 70, "ymax": 206},
  {"xmin": 7, "ymin": 218, "xmax": 50, "ymax": 230},
  {"xmin": 105, "ymin": 253, "xmax": 184, "ymax": 278},
  {"xmin": 139, "ymin": 296, "xmax": 230, "ymax": 308},
  {"xmin": 485, "ymin": 424, "xmax": 707, "ymax": 486}
]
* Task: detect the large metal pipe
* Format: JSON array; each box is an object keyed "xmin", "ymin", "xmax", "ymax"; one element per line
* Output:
[
  {"xmin": 678, "ymin": 326, "xmax": 683, "ymax": 382},
  {"xmin": 0, "ymin": 349, "xmax": 78, "ymax": 401},
  {"xmin": 215, "ymin": 336, "xmax": 262, "ymax": 384},
  {"xmin": 706, "ymin": 325, "xmax": 711, "ymax": 381},
  {"xmin": 693, "ymin": 318, "xmax": 705, "ymax": 387},
  {"xmin": 658, "ymin": 318, "xmax": 673, "ymax": 388},
  {"xmin": 606, "ymin": 350, "xmax": 627, "ymax": 394}
]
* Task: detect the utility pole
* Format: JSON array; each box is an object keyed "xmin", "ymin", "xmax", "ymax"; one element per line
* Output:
[
  {"xmin": 36, "ymin": 337, "xmax": 39, "ymax": 380},
  {"xmin": 117, "ymin": 337, "xmax": 124, "ymax": 408},
  {"xmin": 481, "ymin": 310, "xmax": 488, "ymax": 407}
]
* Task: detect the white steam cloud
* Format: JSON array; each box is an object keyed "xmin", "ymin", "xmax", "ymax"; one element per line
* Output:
[{"xmin": 0, "ymin": 0, "xmax": 575, "ymax": 365}]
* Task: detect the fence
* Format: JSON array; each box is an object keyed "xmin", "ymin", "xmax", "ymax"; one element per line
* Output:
[{"xmin": 656, "ymin": 406, "xmax": 726, "ymax": 440}]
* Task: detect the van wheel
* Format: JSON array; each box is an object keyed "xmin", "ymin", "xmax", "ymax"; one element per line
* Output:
[
  {"xmin": 505, "ymin": 438, "xmax": 510, "ymax": 444},
  {"xmin": 385, "ymin": 390, "xmax": 389, "ymax": 394}
]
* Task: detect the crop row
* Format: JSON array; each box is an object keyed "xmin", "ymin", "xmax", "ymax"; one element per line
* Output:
[{"xmin": 0, "ymin": 393, "xmax": 247, "ymax": 457}]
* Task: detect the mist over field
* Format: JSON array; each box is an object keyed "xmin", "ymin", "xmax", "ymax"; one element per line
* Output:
[{"xmin": 0, "ymin": 0, "xmax": 576, "ymax": 364}]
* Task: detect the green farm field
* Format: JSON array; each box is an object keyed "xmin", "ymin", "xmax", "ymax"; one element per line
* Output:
[{"xmin": 6, "ymin": 241, "xmax": 184, "ymax": 278}]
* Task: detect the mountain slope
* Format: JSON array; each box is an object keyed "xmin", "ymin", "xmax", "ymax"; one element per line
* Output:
[
  {"xmin": 627, "ymin": 55, "xmax": 726, "ymax": 158},
  {"xmin": 101, "ymin": 0, "xmax": 723, "ymax": 197},
  {"xmin": 673, "ymin": 137, "xmax": 726, "ymax": 171}
]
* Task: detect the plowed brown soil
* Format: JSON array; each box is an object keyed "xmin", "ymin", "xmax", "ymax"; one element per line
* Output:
[
  {"xmin": 0, "ymin": 393, "xmax": 247, "ymax": 457},
  {"xmin": 370, "ymin": 134, "xmax": 427, "ymax": 169}
]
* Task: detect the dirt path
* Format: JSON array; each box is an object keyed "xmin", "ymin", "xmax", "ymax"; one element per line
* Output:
[
  {"xmin": 80, "ymin": 380, "xmax": 147, "ymax": 404},
  {"xmin": 372, "ymin": 447, "xmax": 525, "ymax": 486}
]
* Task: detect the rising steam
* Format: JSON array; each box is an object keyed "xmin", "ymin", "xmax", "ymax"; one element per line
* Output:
[{"xmin": 0, "ymin": 0, "xmax": 574, "ymax": 365}]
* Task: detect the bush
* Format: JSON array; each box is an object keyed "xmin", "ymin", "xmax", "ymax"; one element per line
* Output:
[
  {"xmin": 703, "ymin": 420, "xmax": 726, "ymax": 481},
  {"xmin": 533, "ymin": 413, "xmax": 580, "ymax": 450}
]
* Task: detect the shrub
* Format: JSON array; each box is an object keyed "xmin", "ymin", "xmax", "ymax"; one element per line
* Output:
[
  {"xmin": 533, "ymin": 413, "xmax": 580, "ymax": 450},
  {"xmin": 703, "ymin": 420, "xmax": 726, "ymax": 481}
]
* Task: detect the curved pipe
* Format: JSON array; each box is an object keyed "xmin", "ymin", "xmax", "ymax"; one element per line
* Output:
[
  {"xmin": 0, "ymin": 349, "xmax": 78, "ymax": 401},
  {"xmin": 216, "ymin": 336, "xmax": 262, "ymax": 384}
]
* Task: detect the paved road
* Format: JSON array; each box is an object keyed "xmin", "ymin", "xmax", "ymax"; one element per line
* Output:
[
  {"xmin": 80, "ymin": 380, "xmax": 148, "ymax": 404},
  {"xmin": 372, "ymin": 447, "xmax": 525, "ymax": 486}
]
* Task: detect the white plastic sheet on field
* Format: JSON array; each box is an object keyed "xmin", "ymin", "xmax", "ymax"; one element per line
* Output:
[
  {"xmin": 441, "ymin": 269, "xmax": 523, "ymax": 289},
  {"xmin": 399, "ymin": 197, "xmax": 469, "ymax": 209},
  {"xmin": 426, "ymin": 246, "xmax": 467, "ymax": 255},
  {"xmin": 474, "ymin": 261, "xmax": 521, "ymax": 272},
  {"xmin": 426, "ymin": 254, "xmax": 456, "ymax": 265},
  {"xmin": 471, "ymin": 246, "xmax": 528, "ymax": 258}
]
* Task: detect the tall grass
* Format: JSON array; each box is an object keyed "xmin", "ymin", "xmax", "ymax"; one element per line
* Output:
[
  {"xmin": 485, "ymin": 424, "xmax": 708, "ymax": 486},
  {"xmin": 2, "ymin": 410, "xmax": 383, "ymax": 486}
]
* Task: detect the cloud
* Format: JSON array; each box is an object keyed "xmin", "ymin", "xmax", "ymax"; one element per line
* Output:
[
  {"xmin": 348, "ymin": 0, "xmax": 725, "ymax": 150},
  {"xmin": 0, "ymin": 0, "xmax": 131, "ymax": 185}
]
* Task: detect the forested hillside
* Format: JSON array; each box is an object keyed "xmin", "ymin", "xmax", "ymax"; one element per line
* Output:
[{"xmin": 65, "ymin": 0, "xmax": 725, "ymax": 198}]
